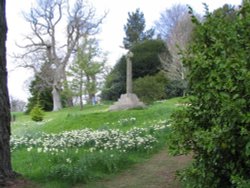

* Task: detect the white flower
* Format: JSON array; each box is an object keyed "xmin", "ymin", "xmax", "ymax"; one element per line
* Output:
[
  {"xmin": 37, "ymin": 148, "xmax": 42, "ymax": 153},
  {"xmin": 66, "ymin": 158, "xmax": 72, "ymax": 164},
  {"xmin": 11, "ymin": 122, "xmax": 166, "ymax": 154}
]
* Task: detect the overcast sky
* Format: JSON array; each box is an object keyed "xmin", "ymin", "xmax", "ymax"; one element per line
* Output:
[{"xmin": 6, "ymin": 0, "xmax": 242, "ymax": 101}]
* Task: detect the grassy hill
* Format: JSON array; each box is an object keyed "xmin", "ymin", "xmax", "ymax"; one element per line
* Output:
[
  {"xmin": 10, "ymin": 97, "xmax": 186, "ymax": 188},
  {"xmin": 12, "ymin": 98, "xmax": 181, "ymax": 135}
]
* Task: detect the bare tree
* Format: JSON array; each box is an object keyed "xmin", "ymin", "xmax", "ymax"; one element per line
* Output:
[
  {"xmin": 10, "ymin": 96, "xmax": 26, "ymax": 112},
  {"xmin": 0, "ymin": 0, "xmax": 18, "ymax": 185},
  {"xmin": 156, "ymin": 4, "xmax": 194, "ymax": 80},
  {"xmin": 17, "ymin": 0, "xmax": 106, "ymax": 111}
]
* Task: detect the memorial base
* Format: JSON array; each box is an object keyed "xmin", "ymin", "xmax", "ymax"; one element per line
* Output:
[{"xmin": 109, "ymin": 93, "xmax": 145, "ymax": 111}]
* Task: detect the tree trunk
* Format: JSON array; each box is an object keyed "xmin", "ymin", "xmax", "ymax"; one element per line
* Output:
[
  {"xmin": 86, "ymin": 75, "xmax": 91, "ymax": 104},
  {"xmin": 0, "ymin": 0, "xmax": 18, "ymax": 185},
  {"xmin": 90, "ymin": 75, "xmax": 97, "ymax": 105},
  {"xmin": 79, "ymin": 70, "xmax": 83, "ymax": 110},
  {"xmin": 62, "ymin": 70, "xmax": 73, "ymax": 107},
  {"xmin": 52, "ymin": 86, "xmax": 62, "ymax": 111},
  {"xmin": 51, "ymin": 64, "xmax": 63, "ymax": 111},
  {"xmin": 90, "ymin": 94, "xmax": 96, "ymax": 105}
]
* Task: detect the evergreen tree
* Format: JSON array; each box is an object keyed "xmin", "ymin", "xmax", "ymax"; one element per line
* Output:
[
  {"xmin": 26, "ymin": 76, "xmax": 53, "ymax": 113},
  {"xmin": 123, "ymin": 8, "xmax": 154, "ymax": 49},
  {"xmin": 30, "ymin": 103, "xmax": 44, "ymax": 122},
  {"xmin": 101, "ymin": 56, "xmax": 127, "ymax": 101},
  {"xmin": 101, "ymin": 39, "xmax": 170, "ymax": 101},
  {"xmin": 131, "ymin": 39, "xmax": 167, "ymax": 78}
]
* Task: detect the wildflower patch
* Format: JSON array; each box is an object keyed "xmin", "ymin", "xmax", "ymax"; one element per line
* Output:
[{"xmin": 11, "ymin": 124, "xmax": 169, "ymax": 154}]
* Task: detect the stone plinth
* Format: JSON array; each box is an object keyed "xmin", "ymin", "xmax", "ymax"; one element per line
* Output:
[{"xmin": 109, "ymin": 93, "xmax": 145, "ymax": 111}]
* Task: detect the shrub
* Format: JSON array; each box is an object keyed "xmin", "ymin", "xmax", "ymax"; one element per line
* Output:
[
  {"xmin": 165, "ymin": 80, "xmax": 187, "ymax": 98},
  {"xmin": 101, "ymin": 56, "xmax": 127, "ymax": 101},
  {"xmin": 169, "ymin": 4, "xmax": 250, "ymax": 187},
  {"xmin": 133, "ymin": 71, "xmax": 168, "ymax": 104},
  {"xmin": 30, "ymin": 104, "xmax": 44, "ymax": 122},
  {"xmin": 26, "ymin": 76, "xmax": 53, "ymax": 114}
]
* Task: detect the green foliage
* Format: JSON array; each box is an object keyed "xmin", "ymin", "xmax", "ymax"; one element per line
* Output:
[
  {"xmin": 134, "ymin": 71, "xmax": 168, "ymax": 104},
  {"xmin": 68, "ymin": 37, "xmax": 106, "ymax": 105},
  {"xmin": 169, "ymin": 3, "xmax": 250, "ymax": 187},
  {"xmin": 101, "ymin": 56, "xmax": 127, "ymax": 100},
  {"xmin": 26, "ymin": 76, "xmax": 53, "ymax": 113},
  {"xmin": 123, "ymin": 8, "xmax": 154, "ymax": 49},
  {"xmin": 101, "ymin": 40, "xmax": 169, "ymax": 101},
  {"xmin": 30, "ymin": 104, "xmax": 45, "ymax": 122},
  {"xmin": 165, "ymin": 80, "xmax": 187, "ymax": 98},
  {"xmin": 131, "ymin": 40, "xmax": 167, "ymax": 78}
]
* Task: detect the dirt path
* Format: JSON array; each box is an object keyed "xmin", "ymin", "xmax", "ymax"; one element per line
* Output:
[{"xmin": 78, "ymin": 149, "xmax": 191, "ymax": 188}]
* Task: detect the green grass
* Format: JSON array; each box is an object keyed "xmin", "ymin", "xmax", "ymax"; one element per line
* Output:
[
  {"xmin": 12, "ymin": 98, "xmax": 181, "ymax": 135},
  {"xmin": 11, "ymin": 97, "xmax": 185, "ymax": 187}
]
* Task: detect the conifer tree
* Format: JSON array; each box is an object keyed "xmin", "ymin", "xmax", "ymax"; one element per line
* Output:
[{"xmin": 123, "ymin": 8, "xmax": 154, "ymax": 49}]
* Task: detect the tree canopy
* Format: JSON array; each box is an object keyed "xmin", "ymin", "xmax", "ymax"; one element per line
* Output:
[
  {"xmin": 26, "ymin": 75, "xmax": 53, "ymax": 114},
  {"xmin": 123, "ymin": 8, "xmax": 154, "ymax": 49},
  {"xmin": 101, "ymin": 39, "xmax": 170, "ymax": 101},
  {"xmin": 68, "ymin": 36, "xmax": 107, "ymax": 108}
]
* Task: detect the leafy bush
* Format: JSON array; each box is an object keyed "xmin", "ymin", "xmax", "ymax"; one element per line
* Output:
[
  {"xmin": 130, "ymin": 39, "xmax": 168, "ymax": 78},
  {"xmin": 169, "ymin": 4, "xmax": 250, "ymax": 187},
  {"xmin": 133, "ymin": 71, "xmax": 168, "ymax": 104},
  {"xmin": 165, "ymin": 80, "xmax": 187, "ymax": 98},
  {"xmin": 101, "ymin": 56, "xmax": 127, "ymax": 101},
  {"xmin": 30, "ymin": 104, "xmax": 44, "ymax": 122}
]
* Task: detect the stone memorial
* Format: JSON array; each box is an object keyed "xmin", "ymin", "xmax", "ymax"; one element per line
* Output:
[{"xmin": 109, "ymin": 51, "xmax": 145, "ymax": 111}]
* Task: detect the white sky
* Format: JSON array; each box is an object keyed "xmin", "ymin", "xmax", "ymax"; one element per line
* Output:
[{"xmin": 6, "ymin": 0, "xmax": 242, "ymax": 102}]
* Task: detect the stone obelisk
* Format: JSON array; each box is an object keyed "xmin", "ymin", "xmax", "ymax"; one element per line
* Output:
[
  {"xmin": 109, "ymin": 51, "xmax": 145, "ymax": 111},
  {"xmin": 126, "ymin": 51, "xmax": 133, "ymax": 94}
]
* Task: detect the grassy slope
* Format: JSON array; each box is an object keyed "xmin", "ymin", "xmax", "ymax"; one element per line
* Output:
[
  {"xmin": 11, "ymin": 98, "xmax": 182, "ymax": 135},
  {"xmin": 11, "ymin": 97, "xmax": 187, "ymax": 187}
]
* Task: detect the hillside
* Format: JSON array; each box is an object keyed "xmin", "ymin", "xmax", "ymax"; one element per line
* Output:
[
  {"xmin": 11, "ymin": 98, "xmax": 182, "ymax": 135},
  {"xmin": 10, "ymin": 98, "xmax": 190, "ymax": 188}
]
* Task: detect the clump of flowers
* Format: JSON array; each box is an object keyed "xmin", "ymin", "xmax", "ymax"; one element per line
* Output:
[
  {"xmin": 11, "ymin": 123, "xmax": 170, "ymax": 154},
  {"xmin": 117, "ymin": 117, "xmax": 136, "ymax": 126}
]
